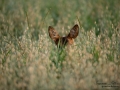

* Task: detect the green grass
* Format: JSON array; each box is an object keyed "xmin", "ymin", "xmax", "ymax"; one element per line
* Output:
[{"xmin": 0, "ymin": 0, "xmax": 120, "ymax": 90}]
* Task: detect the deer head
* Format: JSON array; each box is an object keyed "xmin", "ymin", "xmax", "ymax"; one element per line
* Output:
[{"xmin": 48, "ymin": 24, "xmax": 79, "ymax": 47}]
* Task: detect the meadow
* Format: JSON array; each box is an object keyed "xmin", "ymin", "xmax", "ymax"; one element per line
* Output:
[{"xmin": 0, "ymin": 0, "xmax": 120, "ymax": 90}]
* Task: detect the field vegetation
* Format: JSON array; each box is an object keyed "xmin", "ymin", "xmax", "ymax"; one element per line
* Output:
[{"xmin": 0, "ymin": 0, "xmax": 120, "ymax": 90}]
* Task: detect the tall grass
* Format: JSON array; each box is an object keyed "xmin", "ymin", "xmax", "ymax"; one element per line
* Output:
[{"xmin": 0, "ymin": 0, "xmax": 120, "ymax": 90}]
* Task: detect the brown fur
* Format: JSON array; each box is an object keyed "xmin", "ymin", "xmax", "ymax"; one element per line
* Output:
[{"xmin": 48, "ymin": 24, "xmax": 79, "ymax": 47}]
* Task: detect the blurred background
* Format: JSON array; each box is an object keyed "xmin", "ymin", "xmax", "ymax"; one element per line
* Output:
[{"xmin": 0, "ymin": 0, "xmax": 120, "ymax": 90}]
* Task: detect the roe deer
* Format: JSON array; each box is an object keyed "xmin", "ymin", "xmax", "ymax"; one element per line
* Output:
[{"xmin": 48, "ymin": 24, "xmax": 79, "ymax": 47}]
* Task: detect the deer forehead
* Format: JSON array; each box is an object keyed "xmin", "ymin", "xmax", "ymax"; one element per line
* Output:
[{"xmin": 67, "ymin": 38, "xmax": 74, "ymax": 45}]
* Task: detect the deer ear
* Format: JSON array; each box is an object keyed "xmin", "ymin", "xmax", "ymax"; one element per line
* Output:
[
  {"xmin": 68, "ymin": 24, "xmax": 79, "ymax": 39},
  {"xmin": 48, "ymin": 26, "xmax": 60, "ymax": 42}
]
